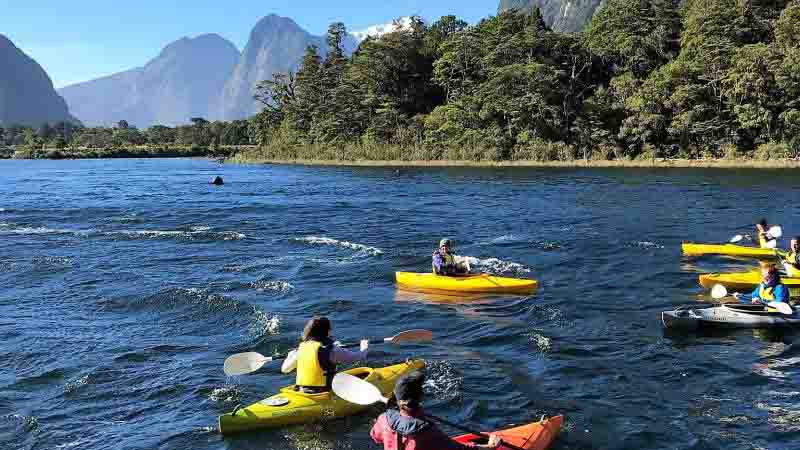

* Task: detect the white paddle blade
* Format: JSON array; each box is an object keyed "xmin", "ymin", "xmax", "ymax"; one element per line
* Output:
[
  {"xmin": 765, "ymin": 239, "xmax": 778, "ymax": 249},
  {"xmin": 385, "ymin": 329, "xmax": 433, "ymax": 344},
  {"xmin": 768, "ymin": 226, "xmax": 783, "ymax": 239},
  {"xmin": 711, "ymin": 284, "xmax": 729, "ymax": 299},
  {"xmin": 768, "ymin": 302, "xmax": 793, "ymax": 315},
  {"xmin": 730, "ymin": 235, "xmax": 744, "ymax": 243},
  {"xmin": 223, "ymin": 352, "xmax": 271, "ymax": 376},
  {"xmin": 332, "ymin": 373, "xmax": 386, "ymax": 405}
]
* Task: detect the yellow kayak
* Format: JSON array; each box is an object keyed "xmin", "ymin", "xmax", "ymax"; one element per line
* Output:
[
  {"xmin": 682, "ymin": 242, "xmax": 783, "ymax": 259},
  {"xmin": 396, "ymin": 272, "xmax": 538, "ymax": 295},
  {"xmin": 699, "ymin": 271, "xmax": 800, "ymax": 297},
  {"xmin": 219, "ymin": 359, "xmax": 425, "ymax": 434}
]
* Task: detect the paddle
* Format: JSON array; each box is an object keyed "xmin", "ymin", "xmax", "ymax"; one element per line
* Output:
[
  {"xmin": 730, "ymin": 226, "xmax": 782, "ymax": 245},
  {"xmin": 332, "ymin": 373, "xmax": 526, "ymax": 450},
  {"xmin": 711, "ymin": 284, "xmax": 793, "ymax": 315},
  {"xmin": 223, "ymin": 329, "xmax": 433, "ymax": 376}
]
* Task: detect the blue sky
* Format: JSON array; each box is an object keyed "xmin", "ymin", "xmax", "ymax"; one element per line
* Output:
[{"xmin": 4, "ymin": 0, "xmax": 497, "ymax": 88}]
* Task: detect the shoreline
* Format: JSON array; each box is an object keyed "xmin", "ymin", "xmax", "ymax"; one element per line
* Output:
[{"xmin": 229, "ymin": 157, "xmax": 800, "ymax": 169}]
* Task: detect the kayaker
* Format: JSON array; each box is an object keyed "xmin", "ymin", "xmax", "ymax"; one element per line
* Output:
[
  {"xmin": 733, "ymin": 265, "xmax": 791, "ymax": 307},
  {"xmin": 281, "ymin": 317, "xmax": 369, "ymax": 393},
  {"xmin": 756, "ymin": 219, "xmax": 776, "ymax": 248},
  {"xmin": 370, "ymin": 371, "xmax": 502, "ymax": 450},
  {"xmin": 785, "ymin": 237, "xmax": 800, "ymax": 277},
  {"xmin": 432, "ymin": 238, "xmax": 469, "ymax": 276}
]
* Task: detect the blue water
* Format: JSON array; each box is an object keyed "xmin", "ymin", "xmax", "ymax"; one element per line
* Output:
[{"xmin": 2, "ymin": 159, "xmax": 799, "ymax": 450}]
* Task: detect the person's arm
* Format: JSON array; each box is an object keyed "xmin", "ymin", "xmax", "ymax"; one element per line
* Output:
[
  {"xmin": 735, "ymin": 288, "xmax": 756, "ymax": 303},
  {"xmin": 774, "ymin": 285, "xmax": 790, "ymax": 304},
  {"xmin": 330, "ymin": 342, "xmax": 368, "ymax": 364},
  {"xmin": 433, "ymin": 252, "xmax": 444, "ymax": 274},
  {"xmin": 281, "ymin": 349, "xmax": 298, "ymax": 373},
  {"xmin": 370, "ymin": 415, "xmax": 387, "ymax": 445}
]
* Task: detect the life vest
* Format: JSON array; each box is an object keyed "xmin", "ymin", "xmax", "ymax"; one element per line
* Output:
[
  {"xmin": 432, "ymin": 251, "xmax": 456, "ymax": 274},
  {"xmin": 758, "ymin": 284, "xmax": 776, "ymax": 301},
  {"xmin": 296, "ymin": 339, "xmax": 336, "ymax": 389},
  {"xmin": 786, "ymin": 252, "xmax": 800, "ymax": 277}
]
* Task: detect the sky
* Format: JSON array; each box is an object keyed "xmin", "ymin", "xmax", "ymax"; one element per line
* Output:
[{"xmin": 3, "ymin": 0, "xmax": 497, "ymax": 89}]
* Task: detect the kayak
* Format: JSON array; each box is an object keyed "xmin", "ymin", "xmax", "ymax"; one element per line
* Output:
[
  {"xmin": 682, "ymin": 242, "xmax": 783, "ymax": 259},
  {"xmin": 395, "ymin": 272, "xmax": 538, "ymax": 295},
  {"xmin": 699, "ymin": 271, "xmax": 800, "ymax": 297},
  {"xmin": 219, "ymin": 359, "xmax": 425, "ymax": 434},
  {"xmin": 453, "ymin": 416, "xmax": 563, "ymax": 450},
  {"xmin": 662, "ymin": 304, "xmax": 800, "ymax": 330}
]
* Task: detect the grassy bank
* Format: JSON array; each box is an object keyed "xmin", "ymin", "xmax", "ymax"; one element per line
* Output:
[
  {"xmin": 5, "ymin": 145, "xmax": 256, "ymax": 160},
  {"xmin": 230, "ymin": 143, "xmax": 800, "ymax": 169}
]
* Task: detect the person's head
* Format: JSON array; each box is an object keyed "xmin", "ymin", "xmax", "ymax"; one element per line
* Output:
[
  {"xmin": 759, "ymin": 219, "xmax": 768, "ymax": 228},
  {"xmin": 302, "ymin": 316, "xmax": 331, "ymax": 342},
  {"xmin": 439, "ymin": 238, "xmax": 453, "ymax": 254},
  {"xmin": 791, "ymin": 237, "xmax": 799, "ymax": 251},
  {"xmin": 761, "ymin": 264, "xmax": 781, "ymax": 284},
  {"xmin": 393, "ymin": 371, "xmax": 425, "ymax": 411}
]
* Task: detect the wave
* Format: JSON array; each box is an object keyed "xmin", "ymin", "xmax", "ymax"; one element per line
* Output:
[
  {"xmin": 250, "ymin": 279, "xmax": 294, "ymax": 293},
  {"xmin": 460, "ymin": 256, "xmax": 531, "ymax": 275},
  {"xmin": 423, "ymin": 360, "xmax": 462, "ymax": 402},
  {"xmin": 249, "ymin": 311, "xmax": 281, "ymax": 337},
  {"xmin": 630, "ymin": 241, "xmax": 665, "ymax": 249},
  {"xmin": 478, "ymin": 234, "xmax": 520, "ymax": 245},
  {"xmin": 0, "ymin": 223, "xmax": 245, "ymax": 241},
  {"xmin": 291, "ymin": 236, "xmax": 383, "ymax": 256},
  {"xmin": 208, "ymin": 385, "xmax": 243, "ymax": 403}
]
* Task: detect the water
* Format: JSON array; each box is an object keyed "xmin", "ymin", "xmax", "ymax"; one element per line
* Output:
[{"xmin": 1, "ymin": 159, "xmax": 799, "ymax": 450}]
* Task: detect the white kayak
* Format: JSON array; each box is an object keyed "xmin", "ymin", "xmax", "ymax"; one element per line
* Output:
[{"xmin": 662, "ymin": 304, "xmax": 800, "ymax": 330}]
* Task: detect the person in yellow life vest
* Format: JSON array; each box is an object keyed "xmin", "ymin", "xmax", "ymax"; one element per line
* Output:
[
  {"xmin": 785, "ymin": 237, "xmax": 800, "ymax": 277},
  {"xmin": 733, "ymin": 265, "xmax": 791, "ymax": 307},
  {"xmin": 432, "ymin": 238, "xmax": 469, "ymax": 276},
  {"xmin": 756, "ymin": 219, "xmax": 777, "ymax": 248},
  {"xmin": 282, "ymin": 317, "xmax": 369, "ymax": 393}
]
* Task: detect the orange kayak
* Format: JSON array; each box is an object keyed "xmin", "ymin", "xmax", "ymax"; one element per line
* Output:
[{"xmin": 453, "ymin": 415, "xmax": 563, "ymax": 450}]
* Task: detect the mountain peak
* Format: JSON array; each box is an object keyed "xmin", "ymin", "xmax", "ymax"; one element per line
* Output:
[{"xmin": 498, "ymin": 0, "xmax": 605, "ymax": 32}]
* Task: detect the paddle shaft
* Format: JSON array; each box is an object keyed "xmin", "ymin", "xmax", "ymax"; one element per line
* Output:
[{"xmin": 424, "ymin": 413, "xmax": 526, "ymax": 450}]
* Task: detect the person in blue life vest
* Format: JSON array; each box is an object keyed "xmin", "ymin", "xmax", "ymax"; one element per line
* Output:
[
  {"xmin": 432, "ymin": 238, "xmax": 469, "ymax": 276},
  {"xmin": 733, "ymin": 265, "xmax": 791, "ymax": 308},
  {"xmin": 281, "ymin": 317, "xmax": 369, "ymax": 393}
]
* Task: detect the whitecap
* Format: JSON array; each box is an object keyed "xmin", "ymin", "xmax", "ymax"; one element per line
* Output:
[
  {"xmin": 423, "ymin": 360, "xmax": 462, "ymax": 402},
  {"xmin": 251, "ymin": 279, "xmax": 294, "ymax": 293},
  {"xmin": 291, "ymin": 236, "xmax": 383, "ymax": 256},
  {"xmin": 209, "ymin": 385, "xmax": 243, "ymax": 403},
  {"xmin": 64, "ymin": 374, "xmax": 90, "ymax": 394},
  {"xmin": 460, "ymin": 256, "xmax": 530, "ymax": 275},
  {"xmin": 525, "ymin": 330, "xmax": 552, "ymax": 353},
  {"xmin": 250, "ymin": 310, "xmax": 281, "ymax": 337},
  {"xmin": 631, "ymin": 241, "xmax": 665, "ymax": 249}
]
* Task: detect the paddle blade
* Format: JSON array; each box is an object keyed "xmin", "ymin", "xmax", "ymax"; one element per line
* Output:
[
  {"xmin": 768, "ymin": 226, "xmax": 783, "ymax": 239},
  {"xmin": 730, "ymin": 235, "xmax": 744, "ymax": 243},
  {"xmin": 768, "ymin": 302, "xmax": 793, "ymax": 315},
  {"xmin": 765, "ymin": 240, "xmax": 778, "ymax": 249},
  {"xmin": 332, "ymin": 373, "xmax": 386, "ymax": 405},
  {"xmin": 711, "ymin": 284, "xmax": 729, "ymax": 299},
  {"xmin": 385, "ymin": 329, "xmax": 433, "ymax": 344},
  {"xmin": 223, "ymin": 352, "xmax": 271, "ymax": 376}
]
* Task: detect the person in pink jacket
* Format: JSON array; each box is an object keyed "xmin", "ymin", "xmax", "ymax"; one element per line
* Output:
[{"xmin": 370, "ymin": 371, "xmax": 501, "ymax": 450}]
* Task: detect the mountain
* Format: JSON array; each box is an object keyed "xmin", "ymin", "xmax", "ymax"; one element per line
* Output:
[
  {"xmin": 0, "ymin": 34, "xmax": 76, "ymax": 126},
  {"xmin": 217, "ymin": 15, "xmax": 323, "ymax": 121},
  {"xmin": 59, "ymin": 34, "xmax": 240, "ymax": 127},
  {"xmin": 498, "ymin": 0, "xmax": 605, "ymax": 32}
]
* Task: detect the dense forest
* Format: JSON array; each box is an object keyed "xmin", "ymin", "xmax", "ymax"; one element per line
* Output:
[
  {"xmin": 242, "ymin": 0, "xmax": 800, "ymax": 162},
  {"xmin": 4, "ymin": 1, "xmax": 800, "ymax": 162},
  {"xmin": 0, "ymin": 118, "xmax": 251, "ymax": 159}
]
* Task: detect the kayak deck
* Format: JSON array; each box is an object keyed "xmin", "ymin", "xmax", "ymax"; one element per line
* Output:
[
  {"xmin": 218, "ymin": 359, "xmax": 425, "ymax": 434},
  {"xmin": 699, "ymin": 271, "xmax": 800, "ymax": 297},
  {"xmin": 453, "ymin": 415, "xmax": 563, "ymax": 450},
  {"xmin": 396, "ymin": 272, "xmax": 538, "ymax": 295},
  {"xmin": 682, "ymin": 242, "xmax": 782, "ymax": 259},
  {"xmin": 663, "ymin": 304, "xmax": 800, "ymax": 330}
]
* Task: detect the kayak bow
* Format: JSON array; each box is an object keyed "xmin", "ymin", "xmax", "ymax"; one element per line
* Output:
[
  {"xmin": 682, "ymin": 242, "xmax": 784, "ymax": 259},
  {"xmin": 453, "ymin": 416, "xmax": 563, "ymax": 450}
]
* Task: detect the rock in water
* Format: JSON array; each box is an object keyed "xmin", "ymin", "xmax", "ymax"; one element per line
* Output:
[
  {"xmin": 498, "ymin": 0, "xmax": 606, "ymax": 32},
  {"xmin": 211, "ymin": 176, "xmax": 224, "ymax": 186}
]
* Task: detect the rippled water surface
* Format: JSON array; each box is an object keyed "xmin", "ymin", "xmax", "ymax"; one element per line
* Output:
[{"xmin": 2, "ymin": 159, "xmax": 800, "ymax": 450}]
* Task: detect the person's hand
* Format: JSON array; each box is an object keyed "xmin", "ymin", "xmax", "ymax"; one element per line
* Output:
[
  {"xmin": 333, "ymin": 340, "xmax": 342, "ymax": 347},
  {"xmin": 751, "ymin": 298, "xmax": 761, "ymax": 305},
  {"xmin": 486, "ymin": 434, "xmax": 502, "ymax": 449},
  {"xmin": 360, "ymin": 339, "xmax": 369, "ymax": 352},
  {"xmin": 732, "ymin": 293, "xmax": 741, "ymax": 300}
]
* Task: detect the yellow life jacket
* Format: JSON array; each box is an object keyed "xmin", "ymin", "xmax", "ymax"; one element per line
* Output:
[
  {"xmin": 432, "ymin": 251, "xmax": 456, "ymax": 274},
  {"xmin": 296, "ymin": 340, "xmax": 335, "ymax": 388},
  {"xmin": 758, "ymin": 285, "xmax": 776, "ymax": 301},
  {"xmin": 786, "ymin": 252, "xmax": 800, "ymax": 277}
]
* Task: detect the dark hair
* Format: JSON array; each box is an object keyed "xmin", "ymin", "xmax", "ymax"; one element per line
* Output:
[
  {"xmin": 764, "ymin": 265, "xmax": 781, "ymax": 279},
  {"xmin": 302, "ymin": 317, "xmax": 331, "ymax": 342},
  {"xmin": 759, "ymin": 219, "xmax": 768, "ymax": 227}
]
